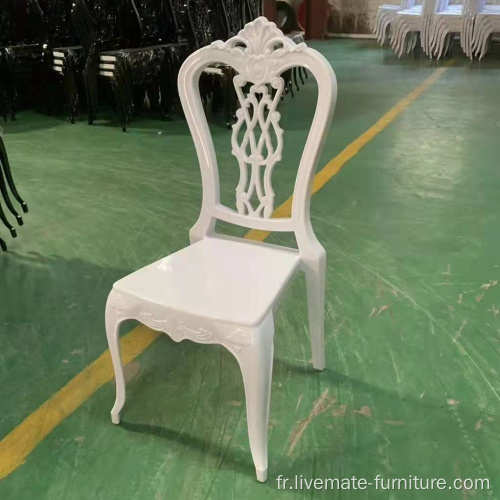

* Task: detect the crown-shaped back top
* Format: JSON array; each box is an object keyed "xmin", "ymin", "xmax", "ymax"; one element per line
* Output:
[{"xmin": 178, "ymin": 17, "xmax": 337, "ymax": 256}]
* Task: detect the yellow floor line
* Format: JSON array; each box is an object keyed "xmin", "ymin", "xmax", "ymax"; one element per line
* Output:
[
  {"xmin": 0, "ymin": 61, "xmax": 452, "ymax": 481},
  {"xmin": 245, "ymin": 61, "xmax": 453, "ymax": 242},
  {"xmin": 0, "ymin": 326, "xmax": 160, "ymax": 480}
]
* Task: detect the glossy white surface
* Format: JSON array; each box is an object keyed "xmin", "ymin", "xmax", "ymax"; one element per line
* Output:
[
  {"xmin": 114, "ymin": 237, "xmax": 301, "ymax": 326},
  {"xmin": 104, "ymin": 17, "xmax": 337, "ymax": 483},
  {"xmin": 374, "ymin": 0, "xmax": 418, "ymax": 45}
]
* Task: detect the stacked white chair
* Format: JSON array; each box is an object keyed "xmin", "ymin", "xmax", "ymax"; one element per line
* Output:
[
  {"xmin": 374, "ymin": 0, "xmax": 418, "ymax": 45},
  {"xmin": 391, "ymin": 2, "xmax": 425, "ymax": 57},
  {"xmin": 386, "ymin": 0, "xmax": 500, "ymax": 57},
  {"xmin": 428, "ymin": 0, "xmax": 464, "ymax": 58},
  {"xmin": 462, "ymin": 0, "xmax": 480, "ymax": 57},
  {"xmin": 421, "ymin": 0, "xmax": 441, "ymax": 55},
  {"xmin": 471, "ymin": 0, "xmax": 500, "ymax": 59}
]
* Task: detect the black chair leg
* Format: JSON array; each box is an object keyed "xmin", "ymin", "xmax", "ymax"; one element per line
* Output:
[
  {"xmin": 298, "ymin": 67, "xmax": 305, "ymax": 85},
  {"xmin": 293, "ymin": 67, "xmax": 300, "ymax": 92},
  {"xmin": 0, "ymin": 199, "xmax": 16, "ymax": 237},
  {"xmin": 64, "ymin": 68, "xmax": 79, "ymax": 125},
  {"xmin": 0, "ymin": 165, "xmax": 23, "ymax": 225},
  {"xmin": 0, "ymin": 136, "xmax": 28, "ymax": 213}
]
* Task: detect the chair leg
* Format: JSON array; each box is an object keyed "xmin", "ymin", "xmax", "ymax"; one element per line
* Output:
[
  {"xmin": 236, "ymin": 314, "xmax": 274, "ymax": 482},
  {"xmin": 305, "ymin": 257, "xmax": 326, "ymax": 371},
  {"xmin": 105, "ymin": 295, "xmax": 126, "ymax": 424}
]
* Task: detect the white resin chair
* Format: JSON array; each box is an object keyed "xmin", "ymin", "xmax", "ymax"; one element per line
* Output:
[
  {"xmin": 428, "ymin": 0, "xmax": 464, "ymax": 59},
  {"xmin": 471, "ymin": 0, "xmax": 500, "ymax": 59},
  {"xmin": 374, "ymin": 0, "xmax": 418, "ymax": 45},
  {"xmin": 104, "ymin": 17, "xmax": 337, "ymax": 482},
  {"xmin": 461, "ymin": 0, "xmax": 478, "ymax": 57},
  {"xmin": 391, "ymin": 3, "xmax": 425, "ymax": 56}
]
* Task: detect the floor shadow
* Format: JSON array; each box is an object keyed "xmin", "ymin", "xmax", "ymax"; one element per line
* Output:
[{"xmin": 119, "ymin": 420, "xmax": 256, "ymax": 478}]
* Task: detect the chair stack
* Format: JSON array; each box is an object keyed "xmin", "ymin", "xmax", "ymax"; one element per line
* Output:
[
  {"xmin": 469, "ymin": 0, "xmax": 500, "ymax": 59},
  {"xmin": 374, "ymin": 0, "xmax": 418, "ymax": 45},
  {"xmin": 0, "ymin": 0, "xmax": 308, "ymax": 131},
  {"xmin": 377, "ymin": 0, "xmax": 500, "ymax": 59}
]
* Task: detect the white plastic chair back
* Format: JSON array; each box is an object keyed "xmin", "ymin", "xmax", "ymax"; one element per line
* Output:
[{"xmin": 179, "ymin": 17, "xmax": 337, "ymax": 259}]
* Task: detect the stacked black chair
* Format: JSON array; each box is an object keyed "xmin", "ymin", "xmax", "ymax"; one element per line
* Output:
[
  {"xmin": 0, "ymin": 0, "xmax": 46, "ymax": 121},
  {"xmin": 43, "ymin": 0, "xmax": 84, "ymax": 123},
  {"xmin": 71, "ymin": 0, "xmax": 187, "ymax": 131}
]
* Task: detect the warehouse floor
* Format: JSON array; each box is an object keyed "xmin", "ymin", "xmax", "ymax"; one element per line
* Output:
[{"xmin": 1, "ymin": 40, "xmax": 500, "ymax": 499}]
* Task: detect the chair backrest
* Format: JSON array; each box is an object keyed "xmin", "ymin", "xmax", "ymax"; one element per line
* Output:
[
  {"xmin": 187, "ymin": 0, "xmax": 220, "ymax": 48},
  {"xmin": 245, "ymin": 0, "xmax": 262, "ymax": 22},
  {"xmin": 134, "ymin": 0, "xmax": 176, "ymax": 44},
  {"xmin": 0, "ymin": 0, "xmax": 16, "ymax": 46},
  {"xmin": 400, "ymin": 0, "xmax": 417, "ymax": 9},
  {"xmin": 45, "ymin": 0, "xmax": 74, "ymax": 47},
  {"xmin": 178, "ymin": 17, "xmax": 337, "ymax": 258},
  {"xmin": 71, "ymin": 0, "xmax": 97, "ymax": 52},
  {"xmin": 219, "ymin": 0, "xmax": 245, "ymax": 38},
  {"xmin": 116, "ymin": 0, "xmax": 142, "ymax": 47}
]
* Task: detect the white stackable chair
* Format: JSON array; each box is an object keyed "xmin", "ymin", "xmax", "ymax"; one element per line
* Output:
[
  {"xmin": 104, "ymin": 17, "xmax": 337, "ymax": 482},
  {"xmin": 471, "ymin": 0, "xmax": 500, "ymax": 59},
  {"xmin": 462, "ymin": 0, "xmax": 480, "ymax": 57},
  {"xmin": 374, "ymin": 0, "xmax": 417, "ymax": 45},
  {"xmin": 421, "ymin": 0, "xmax": 442, "ymax": 55},
  {"xmin": 391, "ymin": 2, "xmax": 425, "ymax": 57},
  {"xmin": 428, "ymin": 0, "xmax": 464, "ymax": 58}
]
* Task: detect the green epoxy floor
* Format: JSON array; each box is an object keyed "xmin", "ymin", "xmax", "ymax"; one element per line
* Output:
[{"xmin": 1, "ymin": 40, "xmax": 500, "ymax": 499}]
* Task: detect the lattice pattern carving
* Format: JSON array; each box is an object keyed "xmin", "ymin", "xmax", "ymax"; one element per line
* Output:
[
  {"xmin": 210, "ymin": 17, "xmax": 307, "ymax": 219},
  {"xmin": 231, "ymin": 76, "xmax": 284, "ymax": 218}
]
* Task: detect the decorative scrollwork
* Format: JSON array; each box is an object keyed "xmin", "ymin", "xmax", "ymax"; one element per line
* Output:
[
  {"xmin": 226, "ymin": 329, "xmax": 253, "ymax": 351},
  {"xmin": 210, "ymin": 17, "xmax": 306, "ymax": 218},
  {"xmin": 107, "ymin": 291, "xmax": 252, "ymax": 352},
  {"xmin": 211, "ymin": 17, "xmax": 306, "ymax": 85},
  {"xmin": 231, "ymin": 77, "xmax": 284, "ymax": 218}
]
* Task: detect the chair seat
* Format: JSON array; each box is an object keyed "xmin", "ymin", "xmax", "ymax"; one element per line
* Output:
[{"xmin": 114, "ymin": 237, "xmax": 301, "ymax": 326}]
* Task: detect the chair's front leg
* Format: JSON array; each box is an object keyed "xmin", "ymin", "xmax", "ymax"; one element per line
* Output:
[
  {"xmin": 105, "ymin": 292, "xmax": 127, "ymax": 424},
  {"xmin": 235, "ymin": 314, "xmax": 275, "ymax": 482}
]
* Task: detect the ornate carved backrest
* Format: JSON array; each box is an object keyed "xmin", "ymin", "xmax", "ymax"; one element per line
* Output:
[{"xmin": 178, "ymin": 17, "xmax": 337, "ymax": 257}]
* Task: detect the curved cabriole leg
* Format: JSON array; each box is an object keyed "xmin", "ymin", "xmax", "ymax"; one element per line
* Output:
[
  {"xmin": 304, "ymin": 254, "xmax": 326, "ymax": 371},
  {"xmin": 0, "ymin": 235, "xmax": 6, "ymax": 251},
  {"xmin": 105, "ymin": 292, "xmax": 126, "ymax": 424},
  {"xmin": 235, "ymin": 314, "xmax": 275, "ymax": 482}
]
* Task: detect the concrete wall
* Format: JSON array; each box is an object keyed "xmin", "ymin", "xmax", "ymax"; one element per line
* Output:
[{"xmin": 328, "ymin": 0, "xmax": 392, "ymax": 34}]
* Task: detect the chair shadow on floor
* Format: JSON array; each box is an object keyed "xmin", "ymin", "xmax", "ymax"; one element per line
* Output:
[{"xmin": 109, "ymin": 341, "xmax": 489, "ymax": 483}]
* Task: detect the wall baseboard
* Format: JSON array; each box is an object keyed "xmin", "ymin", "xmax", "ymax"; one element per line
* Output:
[{"xmin": 327, "ymin": 33, "xmax": 377, "ymax": 39}]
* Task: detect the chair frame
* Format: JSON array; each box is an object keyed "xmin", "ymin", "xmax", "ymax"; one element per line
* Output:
[{"xmin": 105, "ymin": 17, "xmax": 337, "ymax": 482}]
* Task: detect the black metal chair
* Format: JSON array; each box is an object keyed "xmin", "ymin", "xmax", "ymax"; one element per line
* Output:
[
  {"xmin": 42, "ymin": 0, "xmax": 85, "ymax": 123},
  {"xmin": 186, "ymin": 0, "xmax": 243, "ymax": 128},
  {"xmin": 0, "ymin": 0, "xmax": 46, "ymax": 121},
  {"xmin": 72, "ymin": 0, "xmax": 186, "ymax": 131}
]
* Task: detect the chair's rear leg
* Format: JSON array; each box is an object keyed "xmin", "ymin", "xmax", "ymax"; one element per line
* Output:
[
  {"xmin": 305, "ymin": 258, "xmax": 326, "ymax": 371},
  {"xmin": 105, "ymin": 295, "xmax": 126, "ymax": 424},
  {"xmin": 236, "ymin": 314, "xmax": 274, "ymax": 482}
]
